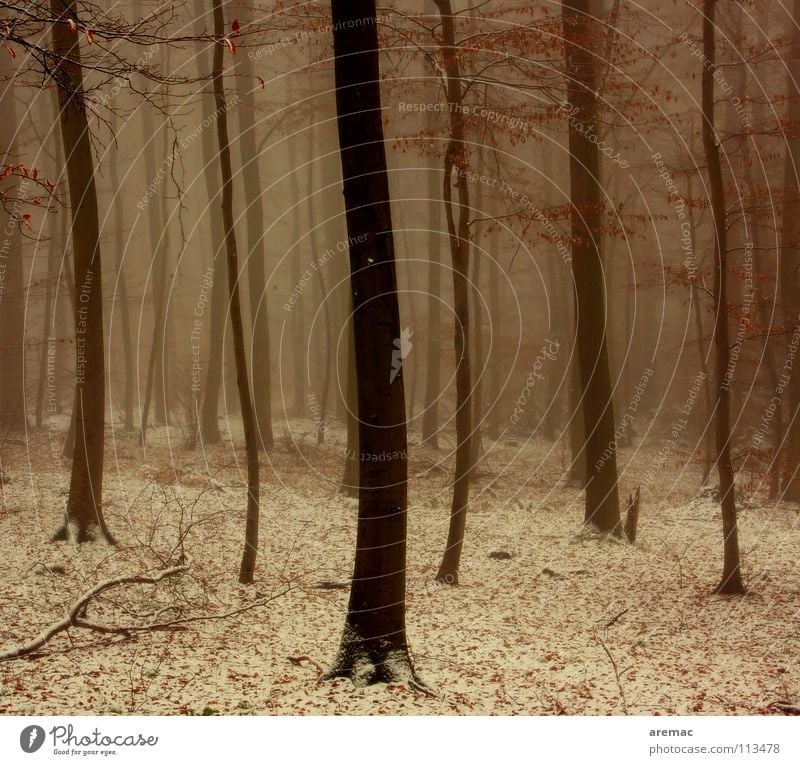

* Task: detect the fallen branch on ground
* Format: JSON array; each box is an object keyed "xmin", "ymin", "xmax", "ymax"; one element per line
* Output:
[{"xmin": 0, "ymin": 557, "xmax": 293, "ymax": 661}]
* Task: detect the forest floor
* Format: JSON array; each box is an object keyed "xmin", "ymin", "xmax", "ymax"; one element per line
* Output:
[{"xmin": 0, "ymin": 416, "xmax": 798, "ymax": 715}]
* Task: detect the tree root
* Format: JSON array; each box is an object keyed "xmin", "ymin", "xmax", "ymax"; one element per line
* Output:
[{"xmin": 321, "ymin": 626, "xmax": 432, "ymax": 694}]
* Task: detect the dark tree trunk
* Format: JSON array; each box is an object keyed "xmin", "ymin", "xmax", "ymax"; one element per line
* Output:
[
  {"xmin": 780, "ymin": 0, "xmax": 800, "ymax": 501},
  {"xmin": 196, "ymin": 0, "xmax": 226, "ymax": 445},
  {"xmin": 0, "ymin": 56, "xmax": 26, "ymax": 433},
  {"xmin": 305, "ymin": 132, "xmax": 334, "ymax": 446},
  {"xmin": 340, "ymin": 305, "xmax": 359, "ymax": 496},
  {"xmin": 702, "ymin": 0, "xmax": 745, "ymax": 594},
  {"xmin": 50, "ymin": 0, "xmax": 115, "ymax": 544},
  {"xmin": 211, "ymin": 0, "xmax": 260, "ymax": 584},
  {"xmin": 563, "ymin": 0, "xmax": 620, "ymax": 532},
  {"xmin": 287, "ymin": 137, "xmax": 306, "ymax": 419},
  {"xmin": 686, "ymin": 176, "xmax": 714, "ymax": 485},
  {"xmin": 434, "ymin": 0, "xmax": 474, "ymax": 586},
  {"xmin": 235, "ymin": 22, "xmax": 273, "ymax": 450},
  {"xmin": 323, "ymin": 0, "xmax": 422, "ymax": 689},
  {"xmin": 421, "ymin": 35, "xmax": 442, "ymax": 449},
  {"xmin": 108, "ymin": 111, "xmax": 135, "ymax": 431},
  {"xmin": 487, "ymin": 226, "xmax": 501, "ymax": 441},
  {"xmin": 470, "ymin": 157, "xmax": 485, "ymax": 472},
  {"xmin": 140, "ymin": 104, "xmax": 170, "ymax": 430}
]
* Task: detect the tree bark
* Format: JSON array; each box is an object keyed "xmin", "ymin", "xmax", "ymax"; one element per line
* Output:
[
  {"xmin": 0, "ymin": 54, "xmax": 26, "ymax": 433},
  {"xmin": 562, "ymin": 0, "xmax": 620, "ymax": 532},
  {"xmin": 323, "ymin": 0, "xmax": 422, "ymax": 688},
  {"xmin": 701, "ymin": 0, "xmax": 745, "ymax": 594},
  {"xmin": 211, "ymin": 0, "xmax": 260, "ymax": 584},
  {"xmin": 49, "ymin": 0, "xmax": 115, "ymax": 544},
  {"xmin": 779, "ymin": 0, "xmax": 800, "ymax": 501},
  {"xmin": 196, "ymin": 0, "xmax": 227, "ymax": 445},
  {"xmin": 287, "ymin": 137, "xmax": 307, "ymax": 419},
  {"xmin": 421, "ymin": 30, "xmax": 443, "ymax": 449},
  {"xmin": 107, "ymin": 110, "xmax": 135, "ymax": 431},
  {"xmin": 235, "ymin": 17, "xmax": 273, "ymax": 450},
  {"xmin": 433, "ymin": 0, "xmax": 475, "ymax": 585},
  {"xmin": 140, "ymin": 103, "xmax": 170, "ymax": 431}
]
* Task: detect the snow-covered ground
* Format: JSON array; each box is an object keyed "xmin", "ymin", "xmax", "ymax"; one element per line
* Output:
[{"xmin": 0, "ymin": 420, "xmax": 798, "ymax": 715}]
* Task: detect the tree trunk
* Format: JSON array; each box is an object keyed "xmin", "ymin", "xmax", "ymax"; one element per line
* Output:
[
  {"xmin": 235, "ymin": 19, "xmax": 273, "ymax": 450},
  {"xmin": 323, "ymin": 0, "xmax": 422, "ymax": 689},
  {"xmin": 563, "ymin": 0, "xmax": 620, "ymax": 532},
  {"xmin": 49, "ymin": 0, "xmax": 115, "ymax": 544},
  {"xmin": 140, "ymin": 103, "xmax": 170, "ymax": 431},
  {"xmin": 470, "ymin": 153, "xmax": 485, "ymax": 471},
  {"xmin": 108, "ymin": 111, "xmax": 135, "ymax": 431},
  {"xmin": 421, "ymin": 33, "xmax": 443, "ymax": 449},
  {"xmin": 340, "ymin": 304, "xmax": 359, "ymax": 496},
  {"xmin": 196, "ymin": 0, "xmax": 226, "ymax": 445},
  {"xmin": 779, "ymin": 0, "xmax": 800, "ymax": 501},
  {"xmin": 701, "ymin": 0, "xmax": 745, "ymax": 594},
  {"xmin": 434, "ymin": 0, "xmax": 474, "ymax": 585},
  {"xmin": 487, "ymin": 226, "xmax": 501, "ymax": 441},
  {"xmin": 211, "ymin": 0, "xmax": 260, "ymax": 584},
  {"xmin": 0, "ymin": 54, "xmax": 26, "ymax": 433},
  {"xmin": 287, "ymin": 137, "xmax": 306, "ymax": 419}
]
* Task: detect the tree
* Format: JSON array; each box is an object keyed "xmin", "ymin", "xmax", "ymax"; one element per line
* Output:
[
  {"xmin": 434, "ymin": 0, "xmax": 475, "ymax": 585},
  {"xmin": 138, "ymin": 111, "xmax": 174, "ymax": 446},
  {"xmin": 210, "ymin": 0, "xmax": 260, "ymax": 584},
  {"xmin": 562, "ymin": 0, "xmax": 621, "ymax": 533},
  {"xmin": 139, "ymin": 101, "xmax": 171, "ymax": 437},
  {"xmin": 701, "ymin": 0, "xmax": 745, "ymax": 594},
  {"xmin": 323, "ymin": 0, "xmax": 423, "ymax": 689},
  {"xmin": 235, "ymin": 6, "xmax": 273, "ymax": 451},
  {"xmin": 50, "ymin": 0, "xmax": 115, "ymax": 544},
  {"xmin": 196, "ymin": 0, "xmax": 227, "ymax": 446},
  {"xmin": 107, "ymin": 109, "xmax": 135, "ymax": 432},
  {"xmin": 0, "ymin": 54, "xmax": 27, "ymax": 434},
  {"xmin": 421, "ymin": 5, "xmax": 443, "ymax": 449},
  {"xmin": 780, "ymin": 0, "xmax": 800, "ymax": 501}
]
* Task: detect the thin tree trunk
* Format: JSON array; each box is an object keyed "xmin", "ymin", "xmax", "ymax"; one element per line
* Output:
[
  {"xmin": 702, "ymin": 0, "xmax": 745, "ymax": 594},
  {"xmin": 235, "ymin": 18, "xmax": 273, "ymax": 450},
  {"xmin": 140, "ymin": 103, "xmax": 170, "ymax": 430},
  {"xmin": 487, "ymin": 226, "xmax": 501, "ymax": 441},
  {"xmin": 196, "ymin": 0, "xmax": 226, "ymax": 445},
  {"xmin": 108, "ymin": 111, "xmax": 135, "ymax": 431},
  {"xmin": 287, "ymin": 138, "xmax": 306, "ymax": 419},
  {"xmin": 323, "ymin": 0, "xmax": 422, "ymax": 688},
  {"xmin": 434, "ymin": 0, "xmax": 474, "ymax": 585},
  {"xmin": 563, "ymin": 0, "xmax": 620, "ymax": 532},
  {"xmin": 50, "ymin": 0, "xmax": 115, "ymax": 544},
  {"xmin": 0, "ymin": 54, "xmax": 26, "ymax": 433},
  {"xmin": 421, "ymin": 33, "xmax": 442, "ymax": 449},
  {"xmin": 470, "ymin": 153, "xmax": 485, "ymax": 471},
  {"xmin": 211, "ymin": 0, "xmax": 260, "ymax": 584}
]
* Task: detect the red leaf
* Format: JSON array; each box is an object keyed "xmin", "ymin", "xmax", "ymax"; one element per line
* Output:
[
  {"xmin": 257, "ymin": 76, "xmax": 265, "ymax": 90},
  {"xmin": 67, "ymin": 18, "xmax": 78, "ymax": 33},
  {"xmin": 6, "ymin": 45, "xmax": 15, "ymax": 59},
  {"xmin": 21, "ymin": 213, "xmax": 32, "ymax": 229},
  {"xmin": 231, "ymin": 19, "xmax": 240, "ymax": 36},
  {"xmin": 224, "ymin": 37, "xmax": 237, "ymax": 55}
]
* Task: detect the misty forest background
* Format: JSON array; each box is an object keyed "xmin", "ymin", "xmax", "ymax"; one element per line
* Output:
[{"xmin": 0, "ymin": 0, "xmax": 799, "ymax": 715}]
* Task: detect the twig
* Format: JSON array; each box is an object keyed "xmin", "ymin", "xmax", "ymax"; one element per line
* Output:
[
  {"xmin": 605, "ymin": 607, "xmax": 630, "ymax": 628},
  {"xmin": 596, "ymin": 636, "xmax": 629, "ymax": 715}
]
